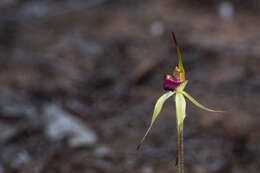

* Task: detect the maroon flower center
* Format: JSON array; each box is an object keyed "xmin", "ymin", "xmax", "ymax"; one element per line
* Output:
[{"xmin": 163, "ymin": 75, "xmax": 182, "ymax": 91}]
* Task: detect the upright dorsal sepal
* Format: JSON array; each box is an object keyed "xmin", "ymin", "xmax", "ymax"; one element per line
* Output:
[{"xmin": 171, "ymin": 32, "xmax": 185, "ymax": 82}]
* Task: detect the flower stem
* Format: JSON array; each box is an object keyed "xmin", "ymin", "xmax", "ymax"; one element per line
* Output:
[{"xmin": 177, "ymin": 126, "xmax": 184, "ymax": 173}]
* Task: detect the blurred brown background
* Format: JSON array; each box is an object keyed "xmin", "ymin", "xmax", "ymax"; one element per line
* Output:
[{"xmin": 0, "ymin": 0, "xmax": 260, "ymax": 173}]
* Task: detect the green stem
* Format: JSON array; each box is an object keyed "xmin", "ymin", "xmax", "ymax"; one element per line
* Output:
[{"xmin": 178, "ymin": 126, "xmax": 184, "ymax": 173}]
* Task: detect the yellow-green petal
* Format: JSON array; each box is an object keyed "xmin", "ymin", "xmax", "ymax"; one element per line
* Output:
[
  {"xmin": 182, "ymin": 91, "xmax": 224, "ymax": 112},
  {"xmin": 176, "ymin": 80, "xmax": 188, "ymax": 92},
  {"xmin": 137, "ymin": 91, "xmax": 175, "ymax": 149},
  {"xmin": 175, "ymin": 92, "xmax": 186, "ymax": 129}
]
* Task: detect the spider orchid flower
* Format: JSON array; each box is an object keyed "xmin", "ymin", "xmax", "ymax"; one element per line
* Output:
[{"xmin": 137, "ymin": 32, "xmax": 224, "ymax": 172}]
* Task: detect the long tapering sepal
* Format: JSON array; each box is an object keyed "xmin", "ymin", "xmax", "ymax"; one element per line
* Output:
[
  {"xmin": 175, "ymin": 92, "xmax": 186, "ymax": 128},
  {"xmin": 171, "ymin": 32, "xmax": 185, "ymax": 81},
  {"xmin": 137, "ymin": 91, "xmax": 175, "ymax": 150},
  {"xmin": 182, "ymin": 91, "xmax": 224, "ymax": 112}
]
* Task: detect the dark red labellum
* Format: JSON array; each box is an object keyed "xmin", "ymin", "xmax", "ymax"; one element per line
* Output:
[{"xmin": 163, "ymin": 75, "xmax": 182, "ymax": 91}]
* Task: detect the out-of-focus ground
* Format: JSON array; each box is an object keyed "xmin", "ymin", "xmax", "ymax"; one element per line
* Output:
[{"xmin": 0, "ymin": 0, "xmax": 260, "ymax": 173}]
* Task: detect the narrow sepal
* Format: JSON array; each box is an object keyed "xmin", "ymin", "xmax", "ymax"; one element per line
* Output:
[
  {"xmin": 137, "ymin": 91, "xmax": 175, "ymax": 150},
  {"xmin": 182, "ymin": 91, "xmax": 224, "ymax": 112},
  {"xmin": 176, "ymin": 80, "xmax": 188, "ymax": 92},
  {"xmin": 171, "ymin": 32, "xmax": 185, "ymax": 80},
  {"xmin": 175, "ymin": 93, "xmax": 186, "ymax": 126}
]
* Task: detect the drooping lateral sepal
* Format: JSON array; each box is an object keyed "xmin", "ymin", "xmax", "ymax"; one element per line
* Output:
[
  {"xmin": 137, "ymin": 91, "xmax": 175, "ymax": 150},
  {"xmin": 175, "ymin": 92, "xmax": 186, "ymax": 128},
  {"xmin": 182, "ymin": 91, "xmax": 224, "ymax": 113}
]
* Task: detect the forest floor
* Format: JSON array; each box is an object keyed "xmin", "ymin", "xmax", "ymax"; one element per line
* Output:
[{"xmin": 0, "ymin": 0, "xmax": 260, "ymax": 173}]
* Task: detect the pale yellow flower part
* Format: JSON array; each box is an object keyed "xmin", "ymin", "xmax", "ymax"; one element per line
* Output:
[
  {"xmin": 175, "ymin": 80, "xmax": 188, "ymax": 129},
  {"xmin": 137, "ymin": 91, "xmax": 175, "ymax": 149},
  {"xmin": 182, "ymin": 91, "xmax": 224, "ymax": 113},
  {"xmin": 176, "ymin": 80, "xmax": 188, "ymax": 92},
  {"xmin": 175, "ymin": 92, "xmax": 186, "ymax": 129},
  {"xmin": 171, "ymin": 32, "xmax": 185, "ymax": 81},
  {"xmin": 138, "ymin": 32, "xmax": 224, "ymax": 152},
  {"xmin": 137, "ymin": 80, "xmax": 223, "ymax": 149}
]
